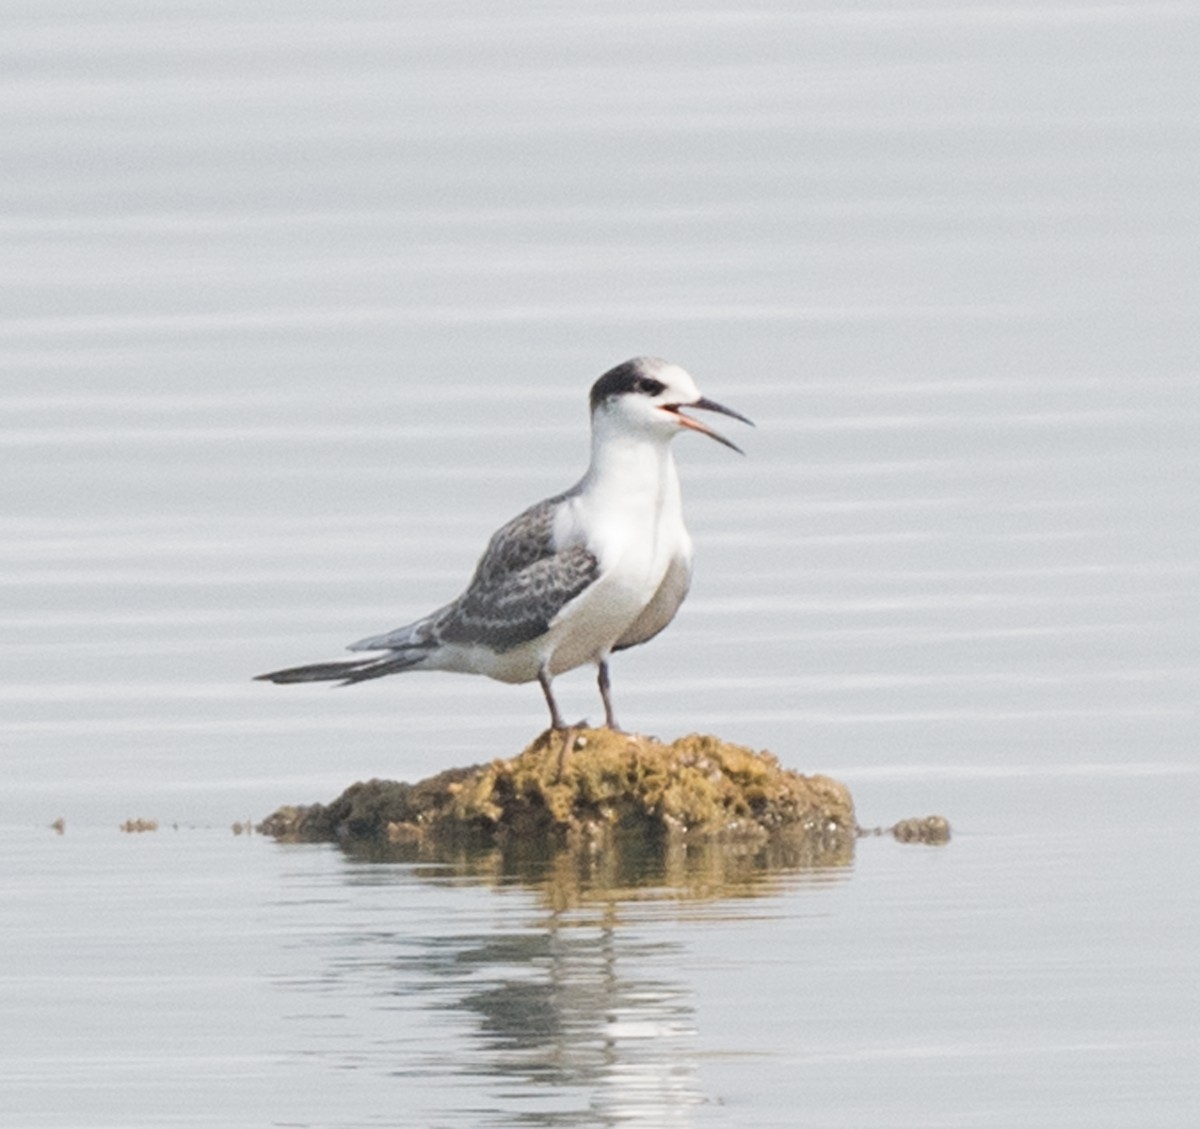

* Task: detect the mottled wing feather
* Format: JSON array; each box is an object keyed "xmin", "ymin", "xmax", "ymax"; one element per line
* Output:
[
  {"xmin": 468, "ymin": 495, "xmax": 563, "ymax": 586},
  {"xmin": 438, "ymin": 544, "xmax": 598, "ymax": 652},
  {"xmin": 348, "ymin": 494, "xmax": 573, "ymax": 654},
  {"xmin": 428, "ymin": 492, "xmax": 600, "ymax": 652}
]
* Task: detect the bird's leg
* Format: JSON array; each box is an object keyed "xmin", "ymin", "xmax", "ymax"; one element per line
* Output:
[
  {"xmin": 597, "ymin": 659, "xmax": 622, "ymax": 732},
  {"xmin": 537, "ymin": 665, "xmax": 577, "ymax": 781},
  {"xmin": 538, "ymin": 666, "xmax": 567, "ymax": 731}
]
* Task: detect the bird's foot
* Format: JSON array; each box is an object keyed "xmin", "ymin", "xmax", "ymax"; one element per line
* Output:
[{"xmin": 549, "ymin": 720, "xmax": 598, "ymax": 781}]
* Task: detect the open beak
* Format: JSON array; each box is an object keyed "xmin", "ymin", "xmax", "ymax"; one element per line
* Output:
[{"xmin": 661, "ymin": 396, "xmax": 755, "ymax": 455}]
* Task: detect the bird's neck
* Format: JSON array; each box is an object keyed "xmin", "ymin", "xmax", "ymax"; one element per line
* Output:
[{"xmin": 578, "ymin": 425, "xmax": 680, "ymax": 516}]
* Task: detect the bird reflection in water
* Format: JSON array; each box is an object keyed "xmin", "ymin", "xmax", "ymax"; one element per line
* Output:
[{"xmin": 282, "ymin": 837, "xmax": 851, "ymax": 1125}]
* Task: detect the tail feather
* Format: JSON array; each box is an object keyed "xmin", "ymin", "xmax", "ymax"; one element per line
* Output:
[
  {"xmin": 334, "ymin": 652, "xmax": 426, "ymax": 685},
  {"xmin": 255, "ymin": 651, "xmax": 424, "ymax": 685}
]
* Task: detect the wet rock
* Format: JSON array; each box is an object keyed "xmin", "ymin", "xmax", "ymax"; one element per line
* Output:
[{"xmin": 257, "ymin": 728, "xmax": 856, "ymax": 854}]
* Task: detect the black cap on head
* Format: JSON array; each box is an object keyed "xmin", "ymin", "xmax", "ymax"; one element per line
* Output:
[{"xmin": 589, "ymin": 358, "xmax": 667, "ymax": 413}]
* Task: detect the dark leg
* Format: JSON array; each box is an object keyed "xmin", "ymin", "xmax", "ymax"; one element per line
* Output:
[
  {"xmin": 538, "ymin": 666, "xmax": 567, "ymax": 731},
  {"xmin": 597, "ymin": 659, "xmax": 621, "ymax": 731},
  {"xmin": 539, "ymin": 665, "xmax": 576, "ymax": 781}
]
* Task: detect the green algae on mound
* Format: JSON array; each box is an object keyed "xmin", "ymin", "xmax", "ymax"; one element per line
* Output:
[{"xmin": 257, "ymin": 728, "xmax": 856, "ymax": 850}]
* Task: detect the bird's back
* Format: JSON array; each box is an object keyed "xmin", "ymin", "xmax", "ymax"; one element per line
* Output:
[{"xmin": 347, "ymin": 491, "xmax": 597, "ymax": 656}]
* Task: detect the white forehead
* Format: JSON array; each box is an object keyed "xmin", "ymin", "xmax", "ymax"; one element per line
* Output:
[{"xmin": 638, "ymin": 358, "xmax": 700, "ymax": 399}]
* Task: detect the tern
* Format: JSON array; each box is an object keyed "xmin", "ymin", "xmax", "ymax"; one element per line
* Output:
[{"xmin": 255, "ymin": 357, "xmax": 752, "ymax": 731}]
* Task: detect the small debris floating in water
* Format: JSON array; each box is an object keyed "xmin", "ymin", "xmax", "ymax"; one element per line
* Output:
[{"xmin": 858, "ymin": 815, "xmax": 952, "ymax": 845}]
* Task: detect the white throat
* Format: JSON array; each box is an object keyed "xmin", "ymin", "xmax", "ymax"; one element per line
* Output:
[
  {"xmin": 559, "ymin": 408, "xmax": 686, "ymax": 572},
  {"xmin": 582, "ymin": 409, "xmax": 678, "ymax": 500}
]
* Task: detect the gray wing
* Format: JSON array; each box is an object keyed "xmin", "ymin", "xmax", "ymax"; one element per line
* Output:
[
  {"xmin": 437, "ymin": 543, "xmax": 598, "ymax": 651},
  {"xmin": 463, "ymin": 494, "xmax": 563, "ymax": 589},
  {"xmin": 351, "ymin": 493, "xmax": 596, "ymax": 654}
]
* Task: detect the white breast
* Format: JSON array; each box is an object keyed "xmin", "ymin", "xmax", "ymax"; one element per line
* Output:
[{"xmin": 540, "ymin": 439, "xmax": 690, "ymax": 675}]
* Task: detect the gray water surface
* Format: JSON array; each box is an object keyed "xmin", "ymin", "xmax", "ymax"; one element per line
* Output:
[{"xmin": 2, "ymin": 2, "xmax": 1198, "ymax": 1125}]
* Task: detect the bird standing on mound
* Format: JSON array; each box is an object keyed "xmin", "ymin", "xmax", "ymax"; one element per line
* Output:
[{"xmin": 256, "ymin": 357, "xmax": 753, "ymax": 731}]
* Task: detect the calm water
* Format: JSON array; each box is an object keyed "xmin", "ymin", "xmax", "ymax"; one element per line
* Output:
[{"xmin": 2, "ymin": 2, "xmax": 1198, "ymax": 1125}]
